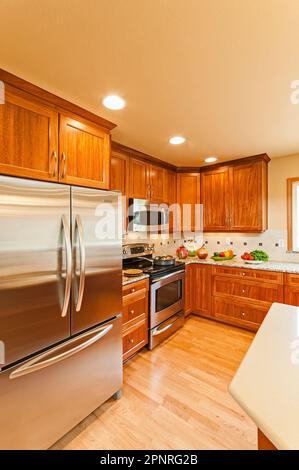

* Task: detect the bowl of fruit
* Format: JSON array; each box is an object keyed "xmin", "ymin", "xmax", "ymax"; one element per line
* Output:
[
  {"xmin": 241, "ymin": 249, "xmax": 269, "ymax": 264},
  {"xmin": 211, "ymin": 250, "xmax": 236, "ymax": 261}
]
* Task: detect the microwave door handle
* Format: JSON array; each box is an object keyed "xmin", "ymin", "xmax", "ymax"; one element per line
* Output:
[
  {"xmin": 75, "ymin": 215, "xmax": 86, "ymax": 312},
  {"xmin": 9, "ymin": 323, "xmax": 113, "ymax": 380},
  {"xmin": 61, "ymin": 215, "xmax": 72, "ymax": 318}
]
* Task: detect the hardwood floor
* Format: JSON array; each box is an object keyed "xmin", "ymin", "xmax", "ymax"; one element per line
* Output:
[{"xmin": 51, "ymin": 316, "xmax": 256, "ymax": 450}]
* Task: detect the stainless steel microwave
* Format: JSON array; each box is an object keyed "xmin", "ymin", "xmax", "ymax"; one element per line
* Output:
[{"xmin": 128, "ymin": 199, "xmax": 169, "ymax": 233}]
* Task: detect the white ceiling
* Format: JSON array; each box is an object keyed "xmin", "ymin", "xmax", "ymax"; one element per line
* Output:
[{"xmin": 1, "ymin": 0, "xmax": 299, "ymax": 166}]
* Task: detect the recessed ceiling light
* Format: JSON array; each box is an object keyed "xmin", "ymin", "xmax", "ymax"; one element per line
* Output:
[
  {"xmin": 204, "ymin": 156, "xmax": 218, "ymax": 163},
  {"xmin": 169, "ymin": 136, "xmax": 186, "ymax": 145},
  {"xmin": 102, "ymin": 95, "xmax": 126, "ymax": 110}
]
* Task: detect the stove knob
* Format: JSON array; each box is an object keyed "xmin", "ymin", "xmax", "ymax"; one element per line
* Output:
[{"xmin": 123, "ymin": 248, "xmax": 128, "ymax": 255}]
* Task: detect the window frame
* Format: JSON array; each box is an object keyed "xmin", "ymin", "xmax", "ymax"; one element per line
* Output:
[{"xmin": 287, "ymin": 177, "xmax": 299, "ymax": 252}]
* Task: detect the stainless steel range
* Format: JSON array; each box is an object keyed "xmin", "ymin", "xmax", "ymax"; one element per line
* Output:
[{"xmin": 123, "ymin": 243, "xmax": 185, "ymax": 349}]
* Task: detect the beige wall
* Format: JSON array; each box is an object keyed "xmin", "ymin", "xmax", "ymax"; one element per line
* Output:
[{"xmin": 268, "ymin": 153, "xmax": 299, "ymax": 230}]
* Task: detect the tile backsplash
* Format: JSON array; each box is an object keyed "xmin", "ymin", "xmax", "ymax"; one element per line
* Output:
[
  {"xmin": 202, "ymin": 231, "xmax": 299, "ymax": 262},
  {"xmin": 124, "ymin": 230, "xmax": 299, "ymax": 263}
]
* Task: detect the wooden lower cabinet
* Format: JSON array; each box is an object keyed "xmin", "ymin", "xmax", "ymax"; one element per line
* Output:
[
  {"xmin": 185, "ymin": 263, "xmax": 289, "ymax": 332},
  {"xmin": 213, "ymin": 296, "xmax": 269, "ymax": 331},
  {"xmin": 122, "ymin": 279, "xmax": 149, "ymax": 362},
  {"xmin": 284, "ymin": 273, "xmax": 299, "ymax": 307},
  {"xmin": 184, "ymin": 264, "xmax": 213, "ymax": 318},
  {"xmin": 258, "ymin": 429, "xmax": 277, "ymax": 450},
  {"xmin": 211, "ymin": 266, "xmax": 283, "ymax": 332}
]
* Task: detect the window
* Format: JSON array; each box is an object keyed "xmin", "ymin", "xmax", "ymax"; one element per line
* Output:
[{"xmin": 287, "ymin": 177, "xmax": 299, "ymax": 252}]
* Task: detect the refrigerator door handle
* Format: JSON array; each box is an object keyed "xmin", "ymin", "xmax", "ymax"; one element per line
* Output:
[
  {"xmin": 9, "ymin": 323, "xmax": 113, "ymax": 380},
  {"xmin": 75, "ymin": 214, "xmax": 86, "ymax": 312},
  {"xmin": 61, "ymin": 215, "xmax": 72, "ymax": 318}
]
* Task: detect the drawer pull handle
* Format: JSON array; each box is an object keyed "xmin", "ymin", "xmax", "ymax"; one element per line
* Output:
[
  {"xmin": 130, "ymin": 310, "xmax": 135, "ymax": 315},
  {"xmin": 129, "ymin": 338, "xmax": 134, "ymax": 344},
  {"xmin": 131, "ymin": 288, "xmax": 136, "ymax": 293},
  {"xmin": 242, "ymin": 272, "xmax": 246, "ymax": 276}
]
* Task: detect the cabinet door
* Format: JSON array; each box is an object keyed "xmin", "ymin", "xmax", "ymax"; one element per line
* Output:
[
  {"xmin": 0, "ymin": 86, "xmax": 58, "ymax": 181},
  {"xmin": 284, "ymin": 274, "xmax": 299, "ymax": 306},
  {"xmin": 129, "ymin": 158, "xmax": 149, "ymax": 199},
  {"xmin": 284, "ymin": 287, "xmax": 299, "ymax": 307},
  {"xmin": 149, "ymin": 165, "xmax": 167, "ymax": 203},
  {"xmin": 177, "ymin": 173, "xmax": 201, "ymax": 233},
  {"xmin": 184, "ymin": 264, "xmax": 193, "ymax": 316},
  {"xmin": 110, "ymin": 151, "xmax": 129, "ymax": 194},
  {"xmin": 59, "ymin": 114, "xmax": 110, "ymax": 189},
  {"xmin": 168, "ymin": 170, "xmax": 178, "ymax": 233},
  {"xmin": 193, "ymin": 265, "xmax": 212, "ymax": 317},
  {"xmin": 230, "ymin": 161, "xmax": 267, "ymax": 232},
  {"xmin": 201, "ymin": 167, "xmax": 230, "ymax": 231},
  {"xmin": 110, "ymin": 151, "xmax": 129, "ymax": 233}
]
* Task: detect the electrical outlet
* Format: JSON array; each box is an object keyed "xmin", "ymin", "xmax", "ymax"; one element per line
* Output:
[
  {"xmin": 278, "ymin": 239, "xmax": 285, "ymax": 248},
  {"xmin": 225, "ymin": 238, "xmax": 231, "ymax": 246}
]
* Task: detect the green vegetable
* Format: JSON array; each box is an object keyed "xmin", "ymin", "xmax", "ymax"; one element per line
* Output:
[{"xmin": 250, "ymin": 249, "xmax": 269, "ymax": 261}]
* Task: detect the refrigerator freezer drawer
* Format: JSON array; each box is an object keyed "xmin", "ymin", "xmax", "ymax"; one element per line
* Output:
[{"xmin": 0, "ymin": 316, "xmax": 122, "ymax": 450}]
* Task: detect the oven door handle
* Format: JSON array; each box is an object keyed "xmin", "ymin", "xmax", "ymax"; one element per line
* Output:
[
  {"xmin": 152, "ymin": 315, "xmax": 182, "ymax": 336},
  {"xmin": 151, "ymin": 269, "xmax": 185, "ymax": 284}
]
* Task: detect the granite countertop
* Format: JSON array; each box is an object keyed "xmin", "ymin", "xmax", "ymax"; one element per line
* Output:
[
  {"xmin": 122, "ymin": 273, "xmax": 149, "ymax": 286},
  {"xmin": 229, "ymin": 302, "xmax": 299, "ymax": 450},
  {"xmin": 179, "ymin": 257, "xmax": 299, "ymax": 274}
]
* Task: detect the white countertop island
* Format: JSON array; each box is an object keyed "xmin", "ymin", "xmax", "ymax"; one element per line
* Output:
[{"xmin": 229, "ymin": 302, "xmax": 299, "ymax": 450}]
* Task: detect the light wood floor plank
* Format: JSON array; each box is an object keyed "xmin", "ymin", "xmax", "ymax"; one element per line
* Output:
[{"xmin": 51, "ymin": 316, "xmax": 256, "ymax": 450}]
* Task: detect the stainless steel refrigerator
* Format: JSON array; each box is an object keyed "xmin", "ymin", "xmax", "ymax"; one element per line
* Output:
[{"xmin": 0, "ymin": 175, "xmax": 123, "ymax": 449}]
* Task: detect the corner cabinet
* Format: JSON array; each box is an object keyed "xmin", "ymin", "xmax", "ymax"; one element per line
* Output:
[
  {"xmin": 0, "ymin": 86, "xmax": 58, "ymax": 181},
  {"xmin": 201, "ymin": 154, "xmax": 269, "ymax": 233}
]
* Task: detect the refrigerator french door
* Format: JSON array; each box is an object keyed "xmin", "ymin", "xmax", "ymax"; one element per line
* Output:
[{"xmin": 0, "ymin": 175, "xmax": 123, "ymax": 449}]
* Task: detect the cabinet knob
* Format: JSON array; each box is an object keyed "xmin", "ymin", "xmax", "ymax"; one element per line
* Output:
[
  {"xmin": 242, "ymin": 289, "xmax": 246, "ymax": 293},
  {"xmin": 130, "ymin": 309, "xmax": 135, "ymax": 315},
  {"xmin": 129, "ymin": 338, "xmax": 134, "ymax": 344},
  {"xmin": 242, "ymin": 272, "xmax": 246, "ymax": 276},
  {"xmin": 131, "ymin": 288, "xmax": 135, "ymax": 293},
  {"xmin": 241, "ymin": 312, "xmax": 245, "ymax": 317}
]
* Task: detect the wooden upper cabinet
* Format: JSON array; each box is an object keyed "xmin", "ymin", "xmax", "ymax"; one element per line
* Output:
[
  {"xmin": 201, "ymin": 167, "xmax": 230, "ymax": 231},
  {"xmin": 0, "ymin": 86, "xmax": 58, "ymax": 181},
  {"xmin": 201, "ymin": 155, "xmax": 269, "ymax": 232},
  {"xmin": 110, "ymin": 151, "xmax": 129, "ymax": 195},
  {"xmin": 129, "ymin": 158, "xmax": 149, "ymax": 199},
  {"xmin": 167, "ymin": 170, "xmax": 177, "ymax": 232},
  {"xmin": 149, "ymin": 164, "xmax": 167, "ymax": 203},
  {"xmin": 58, "ymin": 114, "xmax": 110, "ymax": 189},
  {"xmin": 230, "ymin": 160, "xmax": 268, "ymax": 232},
  {"xmin": 177, "ymin": 173, "xmax": 201, "ymax": 233},
  {"xmin": 110, "ymin": 150, "xmax": 129, "ymax": 234},
  {"xmin": 129, "ymin": 158, "xmax": 168, "ymax": 203}
]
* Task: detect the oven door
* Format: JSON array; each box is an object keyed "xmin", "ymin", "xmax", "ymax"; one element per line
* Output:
[
  {"xmin": 129, "ymin": 199, "xmax": 169, "ymax": 233},
  {"xmin": 150, "ymin": 270, "xmax": 185, "ymax": 328}
]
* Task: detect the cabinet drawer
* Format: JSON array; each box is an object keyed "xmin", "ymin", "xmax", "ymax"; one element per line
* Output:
[
  {"xmin": 212, "ymin": 266, "xmax": 283, "ymax": 284},
  {"xmin": 284, "ymin": 273, "xmax": 299, "ymax": 287},
  {"xmin": 213, "ymin": 297, "xmax": 269, "ymax": 331},
  {"xmin": 214, "ymin": 277, "xmax": 283, "ymax": 304},
  {"xmin": 123, "ymin": 298, "xmax": 147, "ymax": 327},
  {"xmin": 122, "ymin": 279, "xmax": 149, "ymax": 306},
  {"xmin": 122, "ymin": 320, "xmax": 148, "ymax": 361}
]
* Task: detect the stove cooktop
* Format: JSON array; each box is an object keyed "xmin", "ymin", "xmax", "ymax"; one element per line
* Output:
[{"xmin": 123, "ymin": 256, "xmax": 185, "ymax": 280}]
